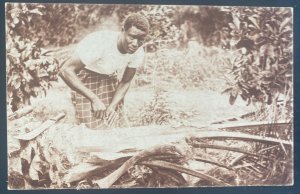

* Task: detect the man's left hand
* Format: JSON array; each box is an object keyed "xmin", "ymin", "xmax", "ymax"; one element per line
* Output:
[{"xmin": 105, "ymin": 105, "xmax": 118, "ymax": 127}]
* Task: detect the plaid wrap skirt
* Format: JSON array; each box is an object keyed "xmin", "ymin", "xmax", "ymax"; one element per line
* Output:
[{"xmin": 71, "ymin": 69, "xmax": 123, "ymax": 129}]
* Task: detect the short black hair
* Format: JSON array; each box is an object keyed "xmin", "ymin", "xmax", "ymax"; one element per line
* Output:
[{"xmin": 123, "ymin": 13, "xmax": 150, "ymax": 33}]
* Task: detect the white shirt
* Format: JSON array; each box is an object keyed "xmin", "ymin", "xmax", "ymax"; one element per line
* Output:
[{"xmin": 75, "ymin": 30, "xmax": 145, "ymax": 80}]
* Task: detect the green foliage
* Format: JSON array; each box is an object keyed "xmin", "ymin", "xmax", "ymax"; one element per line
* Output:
[
  {"xmin": 6, "ymin": 3, "xmax": 60, "ymax": 111},
  {"xmin": 140, "ymin": 6, "xmax": 182, "ymax": 51},
  {"xmin": 10, "ymin": 4, "xmax": 182, "ymax": 49},
  {"xmin": 28, "ymin": 4, "xmax": 116, "ymax": 46},
  {"xmin": 138, "ymin": 89, "xmax": 173, "ymax": 125},
  {"xmin": 5, "ymin": 3, "xmax": 118, "ymax": 47},
  {"xmin": 135, "ymin": 46, "xmax": 228, "ymax": 91},
  {"xmin": 221, "ymin": 7, "xmax": 293, "ymax": 110}
]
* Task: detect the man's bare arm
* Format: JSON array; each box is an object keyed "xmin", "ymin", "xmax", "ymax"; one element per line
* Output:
[
  {"xmin": 105, "ymin": 67, "xmax": 136, "ymax": 124},
  {"xmin": 59, "ymin": 55, "xmax": 106, "ymax": 118},
  {"xmin": 109, "ymin": 67, "xmax": 136, "ymax": 109}
]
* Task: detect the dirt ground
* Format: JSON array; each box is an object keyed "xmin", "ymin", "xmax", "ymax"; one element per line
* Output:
[{"xmin": 27, "ymin": 77, "xmax": 256, "ymax": 127}]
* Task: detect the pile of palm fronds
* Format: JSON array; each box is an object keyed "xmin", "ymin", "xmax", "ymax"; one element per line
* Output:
[
  {"xmin": 61, "ymin": 122, "xmax": 293, "ymax": 188},
  {"xmin": 8, "ymin": 107, "xmax": 293, "ymax": 189}
]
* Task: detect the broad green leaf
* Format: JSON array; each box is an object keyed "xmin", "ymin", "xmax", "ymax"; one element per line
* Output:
[
  {"xmin": 7, "ymin": 86, "xmax": 14, "ymax": 98},
  {"xmin": 222, "ymin": 87, "xmax": 233, "ymax": 94},
  {"xmin": 36, "ymin": 68, "xmax": 48, "ymax": 78},
  {"xmin": 279, "ymin": 17, "xmax": 292, "ymax": 33},
  {"xmin": 261, "ymin": 70, "xmax": 274, "ymax": 78},
  {"xmin": 248, "ymin": 16, "xmax": 260, "ymax": 29},
  {"xmin": 239, "ymin": 81, "xmax": 251, "ymax": 90},
  {"xmin": 249, "ymin": 65, "xmax": 259, "ymax": 74},
  {"xmin": 40, "ymin": 48, "xmax": 54, "ymax": 56},
  {"xmin": 228, "ymin": 22, "xmax": 236, "ymax": 30},
  {"xmin": 247, "ymin": 24, "xmax": 257, "ymax": 31},
  {"xmin": 240, "ymin": 93, "xmax": 248, "ymax": 101},
  {"xmin": 278, "ymin": 69, "xmax": 288, "ymax": 75},
  {"xmin": 29, "ymin": 155, "xmax": 40, "ymax": 181},
  {"xmin": 229, "ymin": 94, "xmax": 237, "ymax": 105},
  {"xmin": 47, "ymin": 64, "xmax": 56, "ymax": 73},
  {"xmin": 246, "ymin": 97, "xmax": 251, "ymax": 106},
  {"xmin": 230, "ymin": 37, "xmax": 241, "ymax": 47},
  {"xmin": 265, "ymin": 23, "xmax": 275, "ymax": 34},
  {"xmin": 7, "ymin": 72, "xmax": 17, "ymax": 85},
  {"xmin": 9, "ymin": 48, "xmax": 22, "ymax": 58},
  {"xmin": 19, "ymin": 144, "xmax": 36, "ymax": 168},
  {"xmin": 261, "ymin": 80, "xmax": 272, "ymax": 85},
  {"xmin": 265, "ymin": 44, "xmax": 276, "ymax": 57},
  {"xmin": 285, "ymin": 73, "xmax": 292, "ymax": 78},
  {"xmin": 12, "ymin": 78, "xmax": 21, "ymax": 89},
  {"xmin": 266, "ymin": 93, "xmax": 272, "ymax": 105},
  {"xmin": 23, "ymin": 83, "xmax": 31, "ymax": 94},
  {"xmin": 231, "ymin": 86, "xmax": 239, "ymax": 97},
  {"xmin": 259, "ymin": 44, "xmax": 268, "ymax": 55},
  {"xmin": 245, "ymin": 32, "xmax": 260, "ymax": 42},
  {"xmin": 220, "ymin": 7, "xmax": 231, "ymax": 12},
  {"xmin": 29, "ymin": 9, "xmax": 43, "ymax": 15},
  {"xmin": 279, "ymin": 25, "xmax": 292, "ymax": 37},
  {"xmin": 232, "ymin": 15, "xmax": 241, "ymax": 30},
  {"xmin": 22, "ymin": 71, "xmax": 33, "ymax": 82},
  {"xmin": 24, "ymin": 60, "xmax": 36, "ymax": 70},
  {"xmin": 12, "ymin": 17, "xmax": 20, "ymax": 25},
  {"xmin": 22, "ymin": 48, "xmax": 32, "ymax": 60}
]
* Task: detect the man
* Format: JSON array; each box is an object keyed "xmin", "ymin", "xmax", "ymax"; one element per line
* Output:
[{"xmin": 60, "ymin": 13, "xmax": 150, "ymax": 129}]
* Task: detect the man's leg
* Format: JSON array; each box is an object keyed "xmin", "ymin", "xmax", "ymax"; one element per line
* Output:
[{"xmin": 72, "ymin": 69, "xmax": 122, "ymax": 129}]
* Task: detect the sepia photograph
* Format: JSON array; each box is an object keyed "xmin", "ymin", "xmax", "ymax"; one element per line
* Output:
[{"xmin": 6, "ymin": 2, "xmax": 293, "ymax": 189}]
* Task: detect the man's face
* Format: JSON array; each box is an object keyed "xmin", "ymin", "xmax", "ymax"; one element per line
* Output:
[{"xmin": 121, "ymin": 25, "xmax": 148, "ymax": 54}]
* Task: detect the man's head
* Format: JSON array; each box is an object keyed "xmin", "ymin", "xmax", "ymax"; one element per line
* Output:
[
  {"xmin": 123, "ymin": 13, "xmax": 150, "ymax": 33},
  {"xmin": 118, "ymin": 13, "xmax": 150, "ymax": 54}
]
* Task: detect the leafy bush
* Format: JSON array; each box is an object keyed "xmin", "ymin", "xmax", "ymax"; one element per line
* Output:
[
  {"xmin": 221, "ymin": 7, "xmax": 293, "ymax": 110},
  {"xmin": 6, "ymin": 3, "xmax": 60, "ymax": 111},
  {"xmin": 29, "ymin": 4, "xmax": 117, "ymax": 47},
  {"xmin": 137, "ymin": 88, "xmax": 173, "ymax": 125},
  {"xmin": 140, "ymin": 5, "xmax": 182, "ymax": 51}
]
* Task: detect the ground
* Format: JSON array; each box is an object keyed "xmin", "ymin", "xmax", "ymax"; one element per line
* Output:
[{"xmin": 28, "ymin": 77, "xmax": 256, "ymax": 127}]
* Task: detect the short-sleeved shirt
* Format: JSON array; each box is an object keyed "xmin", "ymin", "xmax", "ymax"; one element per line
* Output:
[{"xmin": 75, "ymin": 30, "xmax": 145, "ymax": 80}]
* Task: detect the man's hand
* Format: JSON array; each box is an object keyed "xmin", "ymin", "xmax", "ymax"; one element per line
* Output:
[
  {"xmin": 60, "ymin": 55, "xmax": 108, "ymax": 120},
  {"xmin": 91, "ymin": 98, "xmax": 106, "ymax": 119},
  {"xmin": 105, "ymin": 105, "xmax": 118, "ymax": 127},
  {"xmin": 101, "ymin": 67, "xmax": 136, "ymax": 127}
]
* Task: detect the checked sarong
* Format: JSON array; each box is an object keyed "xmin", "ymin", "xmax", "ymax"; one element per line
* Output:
[{"xmin": 71, "ymin": 69, "xmax": 123, "ymax": 129}]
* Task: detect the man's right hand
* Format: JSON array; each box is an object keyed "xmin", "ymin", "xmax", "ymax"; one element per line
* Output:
[{"xmin": 91, "ymin": 98, "xmax": 106, "ymax": 119}]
